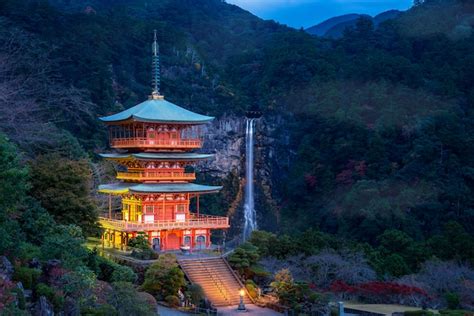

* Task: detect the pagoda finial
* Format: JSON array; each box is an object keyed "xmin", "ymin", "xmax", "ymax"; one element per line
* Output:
[{"xmin": 151, "ymin": 29, "xmax": 163, "ymax": 100}]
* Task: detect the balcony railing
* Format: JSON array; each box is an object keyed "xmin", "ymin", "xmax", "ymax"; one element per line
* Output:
[
  {"xmin": 110, "ymin": 137, "xmax": 201, "ymax": 149},
  {"xmin": 116, "ymin": 171, "xmax": 196, "ymax": 182},
  {"xmin": 99, "ymin": 214, "xmax": 229, "ymax": 231}
]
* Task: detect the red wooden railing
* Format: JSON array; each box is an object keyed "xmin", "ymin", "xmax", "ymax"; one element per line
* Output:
[
  {"xmin": 116, "ymin": 171, "xmax": 196, "ymax": 181},
  {"xmin": 110, "ymin": 137, "xmax": 201, "ymax": 149},
  {"xmin": 99, "ymin": 214, "xmax": 229, "ymax": 231}
]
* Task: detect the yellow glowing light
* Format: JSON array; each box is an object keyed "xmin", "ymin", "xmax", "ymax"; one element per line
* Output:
[{"xmin": 239, "ymin": 289, "xmax": 245, "ymax": 297}]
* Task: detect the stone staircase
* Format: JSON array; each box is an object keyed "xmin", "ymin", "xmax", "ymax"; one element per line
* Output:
[{"xmin": 178, "ymin": 257, "xmax": 253, "ymax": 307}]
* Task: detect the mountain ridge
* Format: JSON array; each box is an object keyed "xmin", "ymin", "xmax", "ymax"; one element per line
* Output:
[{"xmin": 306, "ymin": 9, "xmax": 402, "ymax": 37}]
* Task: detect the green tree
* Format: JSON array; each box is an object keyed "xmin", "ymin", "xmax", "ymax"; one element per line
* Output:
[
  {"xmin": 109, "ymin": 282, "xmax": 156, "ymax": 316},
  {"xmin": 0, "ymin": 134, "xmax": 28, "ymax": 254},
  {"xmin": 141, "ymin": 254, "xmax": 185, "ymax": 299},
  {"xmin": 29, "ymin": 153, "xmax": 98, "ymax": 235},
  {"xmin": 228, "ymin": 243, "xmax": 260, "ymax": 276},
  {"xmin": 40, "ymin": 225, "xmax": 88, "ymax": 268}
]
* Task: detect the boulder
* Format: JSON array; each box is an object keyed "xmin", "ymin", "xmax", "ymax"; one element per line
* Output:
[
  {"xmin": 34, "ymin": 296, "xmax": 54, "ymax": 316},
  {"xmin": 0, "ymin": 256, "xmax": 14, "ymax": 281}
]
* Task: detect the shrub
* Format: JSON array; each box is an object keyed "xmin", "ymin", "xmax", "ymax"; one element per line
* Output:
[
  {"xmin": 141, "ymin": 254, "xmax": 185, "ymax": 299},
  {"xmin": 245, "ymin": 283, "xmax": 258, "ymax": 299},
  {"xmin": 13, "ymin": 267, "xmax": 41, "ymax": 289},
  {"xmin": 404, "ymin": 311, "xmax": 434, "ymax": 316},
  {"xmin": 109, "ymin": 282, "xmax": 155, "ymax": 316},
  {"xmin": 186, "ymin": 284, "xmax": 204, "ymax": 306},
  {"xmin": 111, "ymin": 265, "xmax": 137, "ymax": 283},
  {"xmin": 165, "ymin": 295, "xmax": 180, "ymax": 307},
  {"xmin": 98, "ymin": 260, "xmax": 116, "ymax": 282},
  {"xmin": 445, "ymin": 292, "xmax": 460, "ymax": 310},
  {"xmin": 17, "ymin": 243, "xmax": 41, "ymax": 264},
  {"xmin": 81, "ymin": 304, "xmax": 118, "ymax": 316}
]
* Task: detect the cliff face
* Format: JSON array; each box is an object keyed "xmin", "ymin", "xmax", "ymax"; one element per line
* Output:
[{"xmin": 199, "ymin": 114, "xmax": 289, "ymax": 235}]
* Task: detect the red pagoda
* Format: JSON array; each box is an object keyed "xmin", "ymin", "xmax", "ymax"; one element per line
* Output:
[{"xmin": 98, "ymin": 32, "xmax": 229, "ymax": 251}]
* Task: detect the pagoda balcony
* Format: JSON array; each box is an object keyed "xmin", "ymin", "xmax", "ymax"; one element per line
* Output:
[
  {"xmin": 99, "ymin": 214, "xmax": 229, "ymax": 232},
  {"xmin": 110, "ymin": 137, "xmax": 201, "ymax": 150},
  {"xmin": 116, "ymin": 171, "xmax": 196, "ymax": 182}
]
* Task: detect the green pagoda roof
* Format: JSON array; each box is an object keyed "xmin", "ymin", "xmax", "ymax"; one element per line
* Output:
[
  {"xmin": 99, "ymin": 153, "xmax": 214, "ymax": 161},
  {"xmin": 98, "ymin": 183, "xmax": 222, "ymax": 195},
  {"xmin": 99, "ymin": 98, "xmax": 214, "ymax": 124}
]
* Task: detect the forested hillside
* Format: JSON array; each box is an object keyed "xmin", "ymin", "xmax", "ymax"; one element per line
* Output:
[{"xmin": 1, "ymin": 0, "xmax": 474, "ymax": 313}]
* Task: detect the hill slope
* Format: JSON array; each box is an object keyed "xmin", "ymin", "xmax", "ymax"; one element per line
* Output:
[{"xmin": 306, "ymin": 10, "xmax": 401, "ymax": 38}]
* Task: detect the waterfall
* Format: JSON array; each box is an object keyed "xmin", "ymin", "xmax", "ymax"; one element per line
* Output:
[{"xmin": 243, "ymin": 118, "xmax": 257, "ymax": 241}]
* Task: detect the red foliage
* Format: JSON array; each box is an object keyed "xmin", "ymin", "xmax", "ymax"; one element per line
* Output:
[
  {"xmin": 355, "ymin": 161, "xmax": 367, "ymax": 177},
  {"xmin": 304, "ymin": 173, "xmax": 318, "ymax": 189},
  {"xmin": 0, "ymin": 279, "xmax": 15, "ymax": 310},
  {"xmin": 336, "ymin": 169, "xmax": 354, "ymax": 185},
  {"xmin": 330, "ymin": 280, "xmax": 428, "ymax": 297}
]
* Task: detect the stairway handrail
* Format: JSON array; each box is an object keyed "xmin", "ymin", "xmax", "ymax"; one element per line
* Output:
[
  {"xmin": 221, "ymin": 256, "xmax": 256, "ymax": 304},
  {"xmin": 196, "ymin": 259, "xmax": 233, "ymax": 306}
]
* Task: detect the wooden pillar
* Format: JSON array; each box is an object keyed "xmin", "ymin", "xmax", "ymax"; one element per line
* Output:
[
  {"xmin": 112, "ymin": 230, "xmax": 116, "ymax": 249},
  {"xmin": 207, "ymin": 230, "xmax": 211, "ymax": 249},
  {"xmin": 108, "ymin": 194, "xmax": 112, "ymax": 219},
  {"xmin": 162, "ymin": 231, "xmax": 167, "ymax": 251},
  {"xmin": 197, "ymin": 194, "xmax": 200, "ymax": 217}
]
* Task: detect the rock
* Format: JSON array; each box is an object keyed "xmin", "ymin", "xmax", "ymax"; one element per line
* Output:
[
  {"xmin": 34, "ymin": 296, "xmax": 54, "ymax": 316},
  {"xmin": 0, "ymin": 256, "xmax": 14, "ymax": 281},
  {"xmin": 29, "ymin": 258, "xmax": 42, "ymax": 270},
  {"xmin": 63, "ymin": 297, "xmax": 80, "ymax": 316}
]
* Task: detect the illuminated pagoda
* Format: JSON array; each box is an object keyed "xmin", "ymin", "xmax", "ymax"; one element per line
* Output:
[{"xmin": 98, "ymin": 31, "xmax": 229, "ymax": 251}]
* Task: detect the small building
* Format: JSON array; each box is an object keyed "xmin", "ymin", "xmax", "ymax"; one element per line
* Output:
[{"xmin": 97, "ymin": 32, "xmax": 229, "ymax": 251}]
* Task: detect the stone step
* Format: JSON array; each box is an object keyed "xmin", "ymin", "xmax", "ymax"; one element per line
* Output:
[{"xmin": 178, "ymin": 257, "xmax": 252, "ymax": 307}]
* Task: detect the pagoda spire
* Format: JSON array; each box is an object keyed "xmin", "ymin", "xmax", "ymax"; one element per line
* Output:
[{"xmin": 151, "ymin": 29, "xmax": 162, "ymax": 99}]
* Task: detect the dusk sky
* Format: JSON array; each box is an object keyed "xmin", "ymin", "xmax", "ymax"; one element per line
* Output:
[{"xmin": 226, "ymin": 0, "xmax": 413, "ymax": 29}]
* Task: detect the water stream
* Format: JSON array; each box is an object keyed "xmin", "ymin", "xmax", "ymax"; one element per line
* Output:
[{"xmin": 243, "ymin": 118, "xmax": 257, "ymax": 241}]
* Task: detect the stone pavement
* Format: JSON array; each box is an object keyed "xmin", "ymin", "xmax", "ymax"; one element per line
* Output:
[{"xmin": 216, "ymin": 304, "xmax": 282, "ymax": 315}]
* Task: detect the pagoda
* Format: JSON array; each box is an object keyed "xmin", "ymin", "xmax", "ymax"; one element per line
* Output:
[{"xmin": 98, "ymin": 32, "xmax": 229, "ymax": 251}]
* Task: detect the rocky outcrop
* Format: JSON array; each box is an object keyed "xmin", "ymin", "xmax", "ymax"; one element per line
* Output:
[
  {"xmin": 199, "ymin": 114, "xmax": 289, "ymax": 234},
  {"xmin": 200, "ymin": 115, "xmax": 245, "ymax": 177},
  {"xmin": 0, "ymin": 256, "xmax": 14, "ymax": 281},
  {"xmin": 34, "ymin": 296, "xmax": 54, "ymax": 316}
]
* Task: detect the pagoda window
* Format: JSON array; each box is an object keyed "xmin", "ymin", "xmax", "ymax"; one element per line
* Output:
[
  {"xmin": 176, "ymin": 213, "xmax": 185, "ymax": 222},
  {"xmin": 184, "ymin": 236, "xmax": 191, "ymax": 245},
  {"xmin": 146, "ymin": 205, "xmax": 153, "ymax": 213}
]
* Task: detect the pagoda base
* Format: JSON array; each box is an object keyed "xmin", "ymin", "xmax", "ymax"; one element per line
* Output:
[{"xmin": 101, "ymin": 227, "xmax": 216, "ymax": 252}]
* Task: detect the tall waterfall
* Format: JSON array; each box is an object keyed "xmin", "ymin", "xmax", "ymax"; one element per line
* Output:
[{"xmin": 243, "ymin": 118, "xmax": 257, "ymax": 241}]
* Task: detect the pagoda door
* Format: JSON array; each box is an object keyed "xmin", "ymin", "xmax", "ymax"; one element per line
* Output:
[{"xmin": 167, "ymin": 233, "xmax": 180, "ymax": 250}]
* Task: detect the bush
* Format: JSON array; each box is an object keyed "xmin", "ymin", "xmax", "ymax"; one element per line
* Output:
[
  {"xmin": 131, "ymin": 248, "xmax": 159, "ymax": 260},
  {"xmin": 245, "ymin": 283, "xmax": 258, "ymax": 299},
  {"xmin": 13, "ymin": 266, "xmax": 41, "ymax": 289},
  {"xmin": 17, "ymin": 243, "xmax": 41, "ymax": 264},
  {"xmin": 404, "ymin": 311, "xmax": 434, "ymax": 316},
  {"xmin": 111, "ymin": 265, "xmax": 137, "ymax": 283},
  {"xmin": 186, "ymin": 284, "xmax": 204, "ymax": 306},
  {"xmin": 445, "ymin": 292, "xmax": 460, "ymax": 310},
  {"xmin": 165, "ymin": 295, "xmax": 180, "ymax": 307},
  {"xmin": 98, "ymin": 259, "xmax": 116, "ymax": 282},
  {"xmin": 141, "ymin": 254, "xmax": 185, "ymax": 299},
  {"xmin": 80, "ymin": 304, "xmax": 118, "ymax": 316}
]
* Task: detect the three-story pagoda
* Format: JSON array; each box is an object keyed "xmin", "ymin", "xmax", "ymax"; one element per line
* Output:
[{"xmin": 98, "ymin": 32, "xmax": 229, "ymax": 251}]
